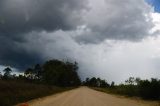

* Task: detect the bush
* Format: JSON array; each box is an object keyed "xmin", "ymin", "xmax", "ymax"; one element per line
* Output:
[
  {"xmin": 138, "ymin": 78, "xmax": 160, "ymax": 99},
  {"xmin": 0, "ymin": 80, "xmax": 73, "ymax": 106},
  {"xmin": 92, "ymin": 77, "xmax": 160, "ymax": 100}
]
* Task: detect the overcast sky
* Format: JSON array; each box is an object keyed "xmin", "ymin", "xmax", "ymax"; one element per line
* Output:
[{"xmin": 0, "ymin": 0, "xmax": 160, "ymax": 83}]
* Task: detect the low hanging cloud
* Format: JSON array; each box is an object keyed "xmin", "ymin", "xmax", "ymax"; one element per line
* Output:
[{"xmin": 0, "ymin": 0, "xmax": 160, "ymax": 82}]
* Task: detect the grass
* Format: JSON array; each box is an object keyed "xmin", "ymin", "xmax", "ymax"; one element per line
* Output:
[
  {"xmin": 92, "ymin": 86, "xmax": 141, "ymax": 98},
  {"xmin": 0, "ymin": 80, "xmax": 74, "ymax": 106},
  {"xmin": 91, "ymin": 87, "xmax": 160, "ymax": 100}
]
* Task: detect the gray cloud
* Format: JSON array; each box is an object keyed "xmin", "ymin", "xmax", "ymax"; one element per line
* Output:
[
  {"xmin": 0, "ymin": 35, "xmax": 42, "ymax": 69},
  {"xmin": 0, "ymin": 0, "xmax": 87, "ymax": 36},
  {"xmin": 0, "ymin": 0, "xmax": 160, "ymax": 83},
  {"xmin": 75, "ymin": 0, "xmax": 154, "ymax": 43},
  {"xmin": 0, "ymin": 0, "xmax": 87, "ymax": 69}
]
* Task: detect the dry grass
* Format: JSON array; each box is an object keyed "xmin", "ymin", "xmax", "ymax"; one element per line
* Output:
[{"xmin": 0, "ymin": 80, "xmax": 73, "ymax": 106}]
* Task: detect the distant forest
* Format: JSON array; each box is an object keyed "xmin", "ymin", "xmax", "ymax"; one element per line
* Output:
[
  {"xmin": 1, "ymin": 59, "xmax": 160, "ymax": 100},
  {"xmin": 1, "ymin": 59, "xmax": 81, "ymax": 87},
  {"xmin": 83, "ymin": 77, "xmax": 160, "ymax": 100}
]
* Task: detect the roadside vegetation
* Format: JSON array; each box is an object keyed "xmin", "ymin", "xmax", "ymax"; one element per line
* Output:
[
  {"xmin": 0, "ymin": 80, "xmax": 73, "ymax": 106},
  {"xmin": 1, "ymin": 59, "xmax": 160, "ymax": 106},
  {"xmin": 0, "ymin": 59, "xmax": 81, "ymax": 106},
  {"xmin": 83, "ymin": 77, "xmax": 160, "ymax": 100}
]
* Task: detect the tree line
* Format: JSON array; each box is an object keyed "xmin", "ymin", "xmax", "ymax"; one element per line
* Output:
[
  {"xmin": 0, "ymin": 59, "xmax": 81, "ymax": 87},
  {"xmin": 1, "ymin": 60, "xmax": 160, "ymax": 100},
  {"xmin": 87, "ymin": 77, "xmax": 160, "ymax": 100},
  {"xmin": 122, "ymin": 77, "xmax": 160, "ymax": 99},
  {"xmin": 83, "ymin": 77, "xmax": 115, "ymax": 88}
]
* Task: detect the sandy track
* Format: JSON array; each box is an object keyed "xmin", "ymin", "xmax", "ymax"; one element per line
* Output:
[{"xmin": 28, "ymin": 87, "xmax": 159, "ymax": 106}]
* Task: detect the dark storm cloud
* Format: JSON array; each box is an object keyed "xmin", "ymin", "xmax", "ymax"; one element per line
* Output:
[
  {"xmin": 0, "ymin": 0, "xmax": 87, "ymax": 35},
  {"xmin": 0, "ymin": 35, "xmax": 42, "ymax": 69},
  {"xmin": 0, "ymin": 0, "xmax": 87, "ymax": 69},
  {"xmin": 0, "ymin": 0, "xmax": 158, "ymax": 73}
]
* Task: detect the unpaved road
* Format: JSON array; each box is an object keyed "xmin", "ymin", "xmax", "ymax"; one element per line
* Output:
[{"xmin": 28, "ymin": 87, "xmax": 159, "ymax": 106}]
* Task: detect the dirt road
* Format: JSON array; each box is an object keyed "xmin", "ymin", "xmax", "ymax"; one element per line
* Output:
[{"xmin": 28, "ymin": 87, "xmax": 159, "ymax": 106}]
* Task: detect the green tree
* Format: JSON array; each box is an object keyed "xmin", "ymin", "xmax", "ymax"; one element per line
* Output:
[
  {"xmin": 135, "ymin": 77, "xmax": 141, "ymax": 85},
  {"xmin": 138, "ymin": 78, "xmax": 160, "ymax": 99},
  {"xmin": 100, "ymin": 80, "xmax": 109, "ymax": 87},
  {"xmin": 34, "ymin": 64, "xmax": 42, "ymax": 80},
  {"xmin": 125, "ymin": 77, "xmax": 135, "ymax": 85},
  {"xmin": 24, "ymin": 68, "xmax": 34, "ymax": 80},
  {"xmin": 42, "ymin": 60, "xmax": 81, "ymax": 86},
  {"xmin": 89, "ymin": 77, "xmax": 97, "ymax": 87},
  {"xmin": 0, "ymin": 72, "xmax": 2, "ymax": 79},
  {"xmin": 110, "ymin": 81, "xmax": 115, "ymax": 88},
  {"xmin": 3, "ymin": 67, "xmax": 12, "ymax": 79}
]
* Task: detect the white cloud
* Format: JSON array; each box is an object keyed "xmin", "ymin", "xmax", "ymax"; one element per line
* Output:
[{"xmin": 151, "ymin": 13, "xmax": 160, "ymax": 34}]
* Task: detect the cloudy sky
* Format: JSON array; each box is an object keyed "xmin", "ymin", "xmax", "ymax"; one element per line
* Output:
[{"xmin": 0, "ymin": 0, "xmax": 160, "ymax": 83}]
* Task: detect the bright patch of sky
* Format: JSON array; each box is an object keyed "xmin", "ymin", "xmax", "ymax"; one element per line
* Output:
[
  {"xmin": 0, "ymin": 65, "xmax": 21, "ymax": 75},
  {"xmin": 146, "ymin": 0, "xmax": 160, "ymax": 12}
]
